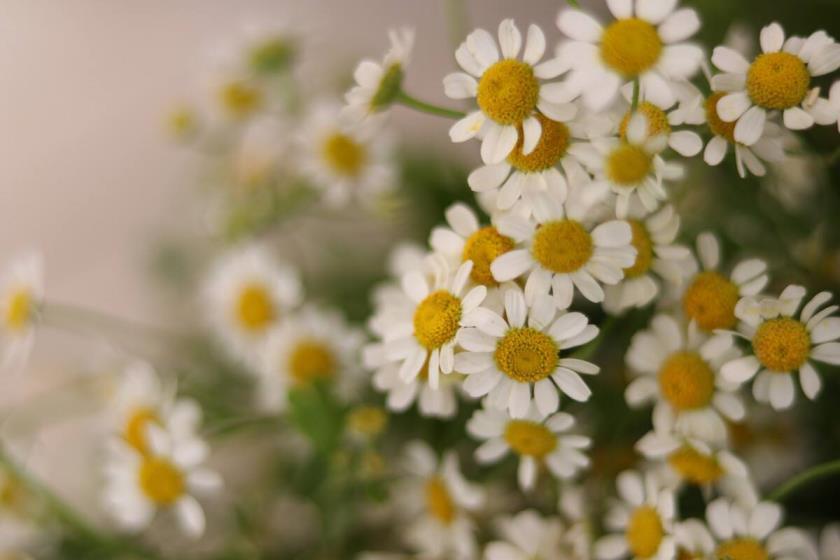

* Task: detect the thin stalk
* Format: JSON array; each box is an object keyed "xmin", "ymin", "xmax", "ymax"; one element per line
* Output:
[
  {"xmin": 631, "ymin": 79, "xmax": 641, "ymax": 112},
  {"xmin": 41, "ymin": 301, "xmax": 184, "ymax": 343},
  {"xmin": 395, "ymin": 91, "xmax": 465, "ymax": 119},
  {"xmin": 204, "ymin": 414, "xmax": 281, "ymax": 439},
  {"xmin": 767, "ymin": 458, "xmax": 840, "ymax": 502}
]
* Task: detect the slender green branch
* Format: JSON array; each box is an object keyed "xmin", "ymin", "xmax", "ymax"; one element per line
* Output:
[
  {"xmin": 631, "ymin": 79, "xmax": 641, "ymax": 112},
  {"xmin": 395, "ymin": 91, "xmax": 465, "ymax": 119},
  {"xmin": 767, "ymin": 458, "xmax": 840, "ymax": 502},
  {"xmin": 204, "ymin": 414, "xmax": 282, "ymax": 439}
]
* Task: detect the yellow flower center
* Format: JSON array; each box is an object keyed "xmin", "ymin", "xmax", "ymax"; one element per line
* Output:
[
  {"xmin": 235, "ymin": 283, "xmax": 277, "ymax": 333},
  {"xmin": 347, "ymin": 406, "xmax": 388, "ymax": 439},
  {"xmin": 322, "ymin": 132, "xmax": 367, "ymax": 178},
  {"xmin": 715, "ymin": 538, "xmax": 769, "ymax": 560},
  {"xmin": 626, "ymin": 505, "xmax": 664, "ymax": 558},
  {"xmin": 495, "ymin": 327, "xmax": 559, "ymax": 383},
  {"xmin": 4, "ymin": 289, "xmax": 33, "ymax": 332},
  {"xmin": 288, "ymin": 339, "xmax": 337, "ymax": 385},
  {"xmin": 532, "ymin": 220, "xmax": 594, "ymax": 274},
  {"xmin": 124, "ymin": 407, "xmax": 160, "ymax": 455},
  {"xmin": 619, "ymin": 102, "xmax": 671, "ymax": 140},
  {"xmin": 504, "ymin": 420, "xmax": 557, "ymax": 459},
  {"xmin": 606, "ymin": 144, "xmax": 653, "ymax": 186},
  {"xmin": 219, "ymin": 81, "xmax": 262, "ymax": 118},
  {"xmin": 138, "ymin": 457, "xmax": 185, "ymax": 506},
  {"xmin": 625, "ymin": 220, "xmax": 654, "ymax": 278},
  {"xmin": 413, "ymin": 290, "xmax": 463, "ymax": 350},
  {"xmin": 462, "ymin": 226, "xmax": 515, "ymax": 286},
  {"xmin": 0, "ymin": 474, "xmax": 25, "ymax": 514},
  {"xmin": 507, "ymin": 113, "xmax": 571, "ymax": 172},
  {"xmin": 667, "ymin": 446, "xmax": 724, "ymax": 485},
  {"xmin": 600, "ymin": 18, "xmax": 663, "ymax": 78},
  {"xmin": 477, "ymin": 59, "xmax": 540, "ymax": 125},
  {"xmin": 705, "ymin": 92, "xmax": 737, "ymax": 143},
  {"xmin": 746, "ymin": 52, "xmax": 810, "ymax": 110},
  {"xmin": 658, "ymin": 351, "xmax": 716, "ymax": 411},
  {"xmin": 682, "ymin": 271, "xmax": 739, "ymax": 331},
  {"xmin": 752, "ymin": 317, "xmax": 811, "ymax": 372},
  {"xmin": 167, "ymin": 107, "xmax": 197, "ymax": 138},
  {"xmin": 424, "ymin": 476, "xmax": 456, "ymax": 525}
]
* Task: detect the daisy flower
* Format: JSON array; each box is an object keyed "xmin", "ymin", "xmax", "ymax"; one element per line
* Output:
[
  {"xmin": 491, "ymin": 192, "xmax": 636, "ymax": 309},
  {"xmin": 721, "ymin": 285, "xmax": 840, "ymax": 410},
  {"xmin": 444, "ymin": 19, "xmax": 575, "ymax": 165},
  {"xmin": 672, "ymin": 519, "xmax": 715, "ymax": 560},
  {"xmin": 625, "ymin": 314, "xmax": 745, "ymax": 444},
  {"xmin": 344, "ymin": 28, "xmax": 414, "ymax": 124},
  {"xmin": 704, "ymin": 497, "xmax": 818, "ymax": 560},
  {"xmin": 454, "ymin": 285, "xmax": 599, "ymax": 418},
  {"xmin": 467, "ymin": 402, "xmax": 590, "ymax": 491},
  {"xmin": 614, "ymin": 86, "xmax": 704, "ymax": 157},
  {"xmin": 298, "ymin": 101, "xmax": 395, "ymax": 208},
  {"xmin": 712, "ymin": 23, "xmax": 840, "ymax": 144},
  {"xmin": 484, "ymin": 510, "xmax": 582, "ymax": 560},
  {"xmin": 104, "ymin": 424, "xmax": 222, "ymax": 539},
  {"xmin": 595, "ymin": 469, "xmax": 677, "ymax": 560},
  {"xmin": 257, "ymin": 306, "xmax": 364, "ymax": 411},
  {"xmin": 603, "ymin": 204, "xmax": 690, "ymax": 313},
  {"xmin": 210, "ymin": 71, "xmax": 265, "ymax": 122},
  {"xmin": 678, "ymin": 232, "xmax": 769, "ymax": 333},
  {"xmin": 401, "ymin": 441, "xmax": 484, "ymax": 560},
  {"xmin": 0, "ymin": 252, "xmax": 43, "ymax": 370},
  {"xmin": 204, "ymin": 244, "xmax": 302, "ymax": 366},
  {"xmin": 557, "ymin": 0, "xmax": 704, "ymax": 110}
]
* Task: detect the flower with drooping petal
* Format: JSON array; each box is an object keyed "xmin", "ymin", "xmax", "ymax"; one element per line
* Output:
[
  {"xmin": 445, "ymin": 19, "xmax": 575, "ymax": 165},
  {"xmin": 454, "ymin": 285, "xmax": 599, "ymax": 418},
  {"xmin": 721, "ymin": 285, "xmax": 840, "ymax": 410},
  {"xmin": 672, "ymin": 519, "xmax": 716, "ymax": 560},
  {"xmin": 0, "ymin": 252, "xmax": 43, "ymax": 372},
  {"xmin": 484, "ymin": 509, "xmax": 587, "ymax": 560}
]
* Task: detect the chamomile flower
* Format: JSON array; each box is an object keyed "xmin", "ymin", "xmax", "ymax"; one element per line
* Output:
[
  {"xmin": 625, "ymin": 314, "xmax": 745, "ymax": 444},
  {"xmin": 712, "ymin": 23, "xmax": 840, "ymax": 144},
  {"xmin": 454, "ymin": 285, "xmax": 599, "ymax": 418},
  {"xmin": 444, "ymin": 20, "xmax": 575, "ymax": 165},
  {"xmin": 603, "ymin": 204, "xmax": 690, "ymax": 313},
  {"xmin": 257, "ymin": 306, "xmax": 364, "ymax": 411},
  {"xmin": 484, "ymin": 510, "xmax": 582, "ymax": 560},
  {"xmin": 704, "ymin": 497, "xmax": 818, "ymax": 560},
  {"xmin": 572, "ymin": 113, "xmax": 683, "ymax": 218},
  {"xmin": 210, "ymin": 72, "xmax": 265, "ymax": 122},
  {"xmin": 401, "ymin": 442, "xmax": 484, "ymax": 560},
  {"xmin": 721, "ymin": 285, "xmax": 840, "ymax": 410},
  {"xmin": 467, "ymin": 402, "xmax": 590, "ymax": 491},
  {"xmin": 595, "ymin": 469, "xmax": 677, "ymax": 560},
  {"xmin": 344, "ymin": 28, "xmax": 414, "ymax": 124},
  {"xmin": 614, "ymin": 88, "xmax": 704, "ymax": 157},
  {"xmin": 672, "ymin": 519, "xmax": 715, "ymax": 560},
  {"xmin": 0, "ymin": 252, "xmax": 43, "ymax": 370},
  {"xmin": 298, "ymin": 102, "xmax": 396, "ymax": 208},
  {"xmin": 490, "ymin": 193, "xmax": 636, "ymax": 309},
  {"xmin": 104, "ymin": 425, "xmax": 222, "ymax": 539},
  {"xmin": 557, "ymin": 0, "xmax": 704, "ymax": 110},
  {"xmin": 678, "ymin": 232, "xmax": 768, "ymax": 333},
  {"xmin": 204, "ymin": 245, "xmax": 302, "ymax": 366}
]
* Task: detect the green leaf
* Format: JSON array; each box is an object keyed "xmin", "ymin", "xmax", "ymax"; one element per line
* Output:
[{"xmin": 287, "ymin": 383, "xmax": 345, "ymax": 455}]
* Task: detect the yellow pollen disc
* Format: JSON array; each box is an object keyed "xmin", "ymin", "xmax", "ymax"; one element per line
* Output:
[
  {"xmin": 746, "ymin": 52, "xmax": 810, "ymax": 110},
  {"xmin": 413, "ymin": 290, "xmax": 463, "ymax": 350},
  {"xmin": 504, "ymin": 420, "xmax": 557, "ymax": 458},
  {"xmin": 235, "ymin": 283, "xmax": 277, "ymax": 333},
  {"xmin": 495, "ymin": 327, "xmax": 559, "ymax": 383},
  {"xmin": 0, "ymin": 475, "xmax": 25, "ymax": 513},
  {"xmin": 532, "ymin": 220, "xmax": 594, "ymax": 274},
  {"xmin": 676, "ymin": 549, "xmax": 698, "ymax": 560},
  {"xmin": 626, "ymin": 505, "xmax": 664, "ymax": 558},
  {"xmin": 682, "ymin": 271, "xmax": 739, "ymax": 331},
  {"xmin": 167, "ymin": 107, "xmax": 197, "ymax": 138},
  {"xmin": 705, "ymin": 92, "xmax": 737, "ymax": 143},
  {"xmin": 507, "ymin": 113, "xmax": 571, "ymax": 172},
  {"xmin": 658, "ymin": 351, "xmax": 716, "ymax": 411},
  {"xmin": 600, "ymin": 18, "xmax": 663, "ymax": 78},
  {"xmin": 219, "ymin": 82, "xmax": 262, "ymax": 118},
  {"xmin": 321, "ymin": 132, "xmax": 367, "ymax": 178},
  {"xmin": 288, "ymin": 339, "xmax": 337, "ymax": 385},
  {"xmin": 752, "ymin": 317, "xmax": 811, "ymax": 372},
  {"xmin": 124, "ymin": 407, "xmax": 160, "ymax": 455},
  {"xmin": 715, "ymin": 538, "xmax": 769, "ymax": 560},
  {"xmin": 619, "ymin": 102, "xmax": 671, "ymax": 140},
  {"xmin": 462, "ymin": 226, "xmax": 515, "ymax": 286},
  {"xmin": 667, "ymin": 446, "xmax": 724, "ymax": 484},
  {"xmin": 138, "ymin": 457, "xmax": 185, "ymax": 506},
  {"xmin": 606, "ymin": 144, "xmax": 653, "ymax": 186},
  {"xmin": 625, "ymin": 220, "xmax": 654, "ymax": 278},
  {"xmin": 4, "ymin": 289, "xmax": 33, "ymax": 332},
  {"xmin": 477, "ymin": 59, "xmax": 540, "ymax": 125},
  {"xmin": 347, "ymin": 406, "xmax": 388, "ymax": 438},
  {"xmin": 424, "ymin": 476, "xmax": 456, "ymax": 525}
]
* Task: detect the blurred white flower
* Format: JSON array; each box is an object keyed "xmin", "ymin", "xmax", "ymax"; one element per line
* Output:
[{"xmin": 0, "ymin": 252, "xmax": 43, "ymax": 372}]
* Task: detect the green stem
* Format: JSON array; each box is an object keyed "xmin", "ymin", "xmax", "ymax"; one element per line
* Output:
[
  {"xmin": 41, "ymin": 301, "xmax": 184, "ymax": 343},
  {"xmin": 396, "ymin": 91, "xmax": 465, "ymax": 119},
  {"xmin": 767, "ymin": 459, "xmax": 840, "ymax": 502},
  {"xmin": 203, "ymin": 414, "xmax": 281, "ymax": 439},
  {"xmin": 631, "ymin": 79, "xmax": 641, "ymax": 112}
]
